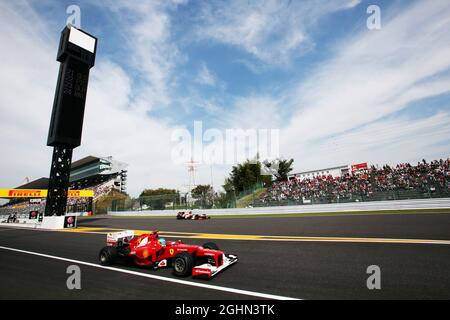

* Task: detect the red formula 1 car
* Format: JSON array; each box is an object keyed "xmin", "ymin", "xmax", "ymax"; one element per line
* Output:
[{"xmin": 98, "ymin": 230, "xmax": 237, "ymax": 278}]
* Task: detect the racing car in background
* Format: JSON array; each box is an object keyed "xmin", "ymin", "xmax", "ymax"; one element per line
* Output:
[
  {"xmin": 99, "ymin": 230, "xmax": 237, "ymax": 278},
  {"xmin": 176, "ymin": 211, "xmax": 210, "ymax": 220}
]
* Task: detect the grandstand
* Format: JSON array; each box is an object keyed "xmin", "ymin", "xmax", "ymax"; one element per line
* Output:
[
  {"xmin": 70, "ymin": 156, "xmax": 128, "ymax": 193},
  {"xmin": 0, "ymin": 156, "xmax": 128, "ymax": 216},
  {"xmin": 256, "ymin": 158, "xmax": 450, "ymax": 207}
]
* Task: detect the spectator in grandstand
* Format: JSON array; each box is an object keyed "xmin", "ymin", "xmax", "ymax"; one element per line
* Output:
[{"xmin": 260, "ymin": 158, "xmax": 450, "ymax": 205}]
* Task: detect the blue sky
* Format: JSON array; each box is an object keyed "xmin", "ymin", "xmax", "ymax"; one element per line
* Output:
[
  {"xmin": 29, "ymin": 0, "xmax": 402, "ymax": 125},
  {"xmin": 0, "ymin": 0, "xmax": 449, "ymax": 196}
]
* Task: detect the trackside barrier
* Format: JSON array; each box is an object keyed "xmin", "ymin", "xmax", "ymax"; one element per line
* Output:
[
  {"xmin": 0, "ymin": 214, "xmax": 77, "ymax": 230},
  {"xmin": 108, "ymin": 198, "xmax": 450, "ymax": 217}
]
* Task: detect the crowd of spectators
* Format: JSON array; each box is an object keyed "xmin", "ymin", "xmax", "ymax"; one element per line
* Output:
[
  {"xmin": 66, "ymin": 181, "xmax": 114, "ymax": 212},
  {"xmin": 0, "ymin": 201, "xmax": 44, "ymax": 218},
  {"xmin": 0, "ymin": 180, "xmax": 115, "ymax": 217},
  {"xmin": 260, "ymin": 159, "xmax": 450, "ymax": 204},
  {"xmin": 92, "ymin": 182, "xmax": 113, "ymax": 200}
]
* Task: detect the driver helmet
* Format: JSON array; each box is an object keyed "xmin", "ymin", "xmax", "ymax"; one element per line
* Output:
[{"xmin": 158, "ymin": 238, "xmax": 166, "ymax": 246}]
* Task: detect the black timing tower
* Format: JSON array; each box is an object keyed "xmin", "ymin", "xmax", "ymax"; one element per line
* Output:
[{"xmin": 45, "ymin": 26, "xmax": 97, "ymax": 216}]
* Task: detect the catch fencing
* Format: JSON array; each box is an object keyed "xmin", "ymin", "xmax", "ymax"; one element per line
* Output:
[{"xmin": 108, "ymin": 198, "xmax": 450, "ymax": 217}]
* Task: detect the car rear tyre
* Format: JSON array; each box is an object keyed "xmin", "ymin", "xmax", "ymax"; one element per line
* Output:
[
  {"xmin": 202, "ymin": 242, "xmax": 219, "ymax": 250},
  {"xmin": 172, "ymin": 252, "xmax": 194, "ymax": 277},
  {"xmin": 99, "ymin": 246, "xmax": 117, "ymax": 266}
]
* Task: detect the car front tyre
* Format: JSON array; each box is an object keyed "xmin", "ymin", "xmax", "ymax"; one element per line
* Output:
[{"xmin": 172, "ymin": 252, "xmax": 194, "ymax": 277}]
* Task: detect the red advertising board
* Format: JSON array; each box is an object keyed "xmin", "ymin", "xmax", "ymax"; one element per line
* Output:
[{"xmin": 351, "ymin": 163, "xmax": 368, "ymax": 172}]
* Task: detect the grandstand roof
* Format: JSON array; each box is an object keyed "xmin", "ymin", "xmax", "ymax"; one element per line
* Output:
[
  {"xmin": 15, "ymin": 155, "xmax": 127, "ymax": 190},
  {"xmin": 71, "ymin": 156, "xmax": 100, "ymax": 170},
  {"xmin": 14, "ymin": 156, "xmax": 101, "ymax": 189},
  {"xmin": 16, "ymin": 177, "xmax": 49, "ymax": 189},
  {"xmin": 14, "ymin": 156, "xmax": 100, "ymax": 188}
]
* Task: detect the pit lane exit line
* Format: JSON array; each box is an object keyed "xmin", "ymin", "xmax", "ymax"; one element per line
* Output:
[{"xmin": 0, "ymin": 245, "xmax": 300, "ymax": 300}]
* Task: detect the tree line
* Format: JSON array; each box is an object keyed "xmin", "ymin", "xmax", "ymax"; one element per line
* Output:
[{"xmin": 138, "ymin": 158, "xmax": 294, "ymax": 209}]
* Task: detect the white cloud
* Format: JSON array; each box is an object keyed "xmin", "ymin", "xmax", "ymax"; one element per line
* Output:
[
  {"xmin": 216, "ymin": 0, "xmax": 450, "ymax": 173},
  {"xmin": 0, "ymin": 0, "xmax": 57, "ymax": 188},
  {"xmin": 279, "ymin": 0, "xmax": 450, "ymax": 171},
  {"xmin": 77, "ymin": 60, "xmax": 188, "ymax": 196},
  {"xmin": 225, "ymin": 96, "xmax": 282, "ymax": 130},
  {"xmin": 196, "ymin": 63, "xmax": 217, "ymax": 86},
  {"xmin": 0, "ymin": 1, "xmax": 190, "ymax": 196},
  {"xmin": 195, "ymin": 0, "xmax": 361, "ymax": 66},
  {"xmin": 101, "ymin": 0, "xmax": 187, "ymax": 112},
  {"xmin": 295, "ymin": 112, "xmax": 450, "ymax": 171}
]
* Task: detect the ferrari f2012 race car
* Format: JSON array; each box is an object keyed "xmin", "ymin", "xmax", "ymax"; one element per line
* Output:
[{"xmin": 99, "ymin": 230, "xmax": 237, "ymax": 278}]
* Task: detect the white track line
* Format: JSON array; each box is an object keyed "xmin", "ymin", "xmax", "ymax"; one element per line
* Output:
[{"xmin": 0, "ymin": 245, "xmax": 299, "ymax": 300}]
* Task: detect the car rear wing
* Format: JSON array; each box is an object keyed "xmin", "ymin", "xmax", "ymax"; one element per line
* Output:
[{"xmin": 107, "ymin": 230, "xmax": 135, "ymax": 246}]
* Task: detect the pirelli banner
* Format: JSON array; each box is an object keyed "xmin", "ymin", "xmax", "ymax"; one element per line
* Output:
[{"xmin": 0, "ymin": 189, "xmax": 94, "ymax": 198}]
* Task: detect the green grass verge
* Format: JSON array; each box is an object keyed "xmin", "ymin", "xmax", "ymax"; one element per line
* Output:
[
  {"xmin": 100, "ymin": 208, "xmax": 450, "ymax": 219},
  {"xmin": 236, "ymin": 188, "xmax": 266, "ymax": 208}
]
